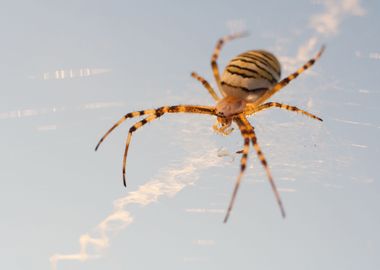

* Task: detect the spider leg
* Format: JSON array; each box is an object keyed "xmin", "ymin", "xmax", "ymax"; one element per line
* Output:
[
  {"xmin": 96, "ymin": 105, "xmax": 217, "ymax": 186},
  {"xmin": 191, "ymin": 72, "xmax": 220, "ymax": 101},
  {"xmin": 95, "ymin": 105, "xmax": 216, "ymax": 151},
  {"xmin": 95, "ymin": 109, "xmax": 157, "ymax": 151},
  {"xmin": 246, "ymin": 102, "xmax": 323, "ymax": 121},
  {"xmin": 211, "ymin": 32, "xmax": 248, "ymax": 92},
  {"xmin": 122, "ymin": 113, "xmax": 164, "ymax": 187},
  {"xmin": 251, "ymin": 45, "xmax": 325, "ymax": 106},
  {"xmin": 224, "ymin": 125, "xmax": 250, "ymax": 223},
  {"xmin": 235, "ymin": 115, "xmax": 286, "ymax": 218}
]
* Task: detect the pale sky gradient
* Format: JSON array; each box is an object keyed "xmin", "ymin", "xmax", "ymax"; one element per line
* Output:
[{"xmin": 1, "ymin": 1, "xmax": 379, "ymax": 270}]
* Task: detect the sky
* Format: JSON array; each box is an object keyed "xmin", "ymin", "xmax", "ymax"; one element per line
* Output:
[{"xmin": 1, "ymin": 0, "xmax": 379, "ymax": 269}]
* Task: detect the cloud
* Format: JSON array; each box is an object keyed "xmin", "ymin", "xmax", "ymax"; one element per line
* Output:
[
  {"xmin": 279, "ymin": 0, "xmax": 366, "ymax": 73},
  {"xmin": 279, "ymin": 37, "xmax": 319, "ymax": 73},
  {"xmin": 50, "ymin": 139, "xmax": 224, "ymax": 270},
  {"xmin": 310, "ymin": 0, "xmax": 365, "ymax": 36}
]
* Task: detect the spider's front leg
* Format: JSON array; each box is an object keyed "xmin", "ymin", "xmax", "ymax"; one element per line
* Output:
[{"xmin": 95, "ymin": 104, "xmax": 218, "ymax": 187}]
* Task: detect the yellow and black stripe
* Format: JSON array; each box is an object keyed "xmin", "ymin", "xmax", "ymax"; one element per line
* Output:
[
  {"xmin": 222, "ymin": 50, "xmax": 281, "ymax": 89},
  {"xmin": 210, "ymin": 32, "xmax": 249, "ymax": 94},
  {"xmin": 224, "ymin": 115, "xmax": 286, "ymax": 222},
  {"xmin": 191, "ymin": 71, "xmax": 220, "ymax": 101},
  {"xmin": 219, "ymin": 49, "xmax": 283, "ymax": 102},
  {"xmin": 95, "ymin": 105, "xmax": 217, "ymax": 151},
  {"xmin": 223, "ymin": 120, "xmax": 251, "ymax": 223},
  {"xmin": 246, "ymin": 102, "xmax": 323, "ymax": 121},
  {"xmin": 251, "ymin": 45, "xmax": 325, "ymax": 106},
  {"xmin": 95, "ymin": 105, "xmax": 217, "ymax": 186},
  {"xmin": 229, "ymin": 50, "xmax": 281, "ymax": 83},
  {"xmin": 96, "ymin": 33, "xmax": 325, "ymax": 222}
]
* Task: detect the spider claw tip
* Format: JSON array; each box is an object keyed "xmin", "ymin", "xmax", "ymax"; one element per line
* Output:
[
  {"xmin": 95, "ymin": 142, "xmax": 101, "ymax": 151},
  {"xmin": 280, "ymin": 208, "xmax": 286, "ymax": 218},
  {"xmin": 223, "ymin": 213, "xmax": 230, "ymax": 223}
]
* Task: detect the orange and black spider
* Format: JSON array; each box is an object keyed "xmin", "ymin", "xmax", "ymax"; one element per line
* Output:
[{"xmin": 95, "ymin": 33, "xmax": 325, "ymax": 223}]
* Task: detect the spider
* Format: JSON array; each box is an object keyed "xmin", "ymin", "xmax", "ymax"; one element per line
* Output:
[{"xmin": 95, "ymin": 33, "xmax": 325, "ymax": 223}]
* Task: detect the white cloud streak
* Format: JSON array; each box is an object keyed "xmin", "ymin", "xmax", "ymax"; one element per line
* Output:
[
  {"xmin": 310, "ymin": 0, "xmax": 365, "ymax": 35},
  {"xmin": 50, "ymin": 140, "xmax": 224, "ymax": 270},
  {"xmin": 279, "ymin": 0, "xmax": 366, "ymax": 72}
]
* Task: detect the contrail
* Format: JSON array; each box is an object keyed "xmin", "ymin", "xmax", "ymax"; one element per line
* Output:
[{"xmin": 50, "ymin": 137, "xmax": 224, "ymax": 270}]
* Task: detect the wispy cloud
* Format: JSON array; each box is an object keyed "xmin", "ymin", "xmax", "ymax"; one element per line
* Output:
[
  {"xmin": 279, "ymin": 0, "xmax": 366, "ymax": 72},
  {"xmin": 310, "ymin": 0, "xmax": 365, "ymax": 36},
  {"xmin": 279, "ymin": 37, "xmax": 319, "ymax": 73},
  {"xmin": 50, "ymin": 138, "xmax": 224, "ymax": 270}
]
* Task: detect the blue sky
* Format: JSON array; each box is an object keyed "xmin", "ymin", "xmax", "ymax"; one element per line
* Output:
[{"xmin": 1, "ymin": 1, "xmax": 379, "ymax": 270}]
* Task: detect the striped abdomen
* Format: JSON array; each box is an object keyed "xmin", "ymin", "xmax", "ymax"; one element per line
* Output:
[{"xmin": 220, "ymin": 50, "xmax": 281, "ymax": 103}]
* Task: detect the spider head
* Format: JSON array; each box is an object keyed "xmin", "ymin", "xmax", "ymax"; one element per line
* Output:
[{"xmin": 216, "ymin": 96, "xmax": 246, "ymax": 118}]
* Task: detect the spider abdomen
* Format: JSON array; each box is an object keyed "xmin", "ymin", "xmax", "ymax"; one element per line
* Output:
[{"xmin": 221, "ymin": 50, "xmax": 281, "ymax": 103}]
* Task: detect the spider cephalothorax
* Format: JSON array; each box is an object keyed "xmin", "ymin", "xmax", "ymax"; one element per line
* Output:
[{"xmin": 96, "ymin": 33, "xmax": 325, "ymax": 222}]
